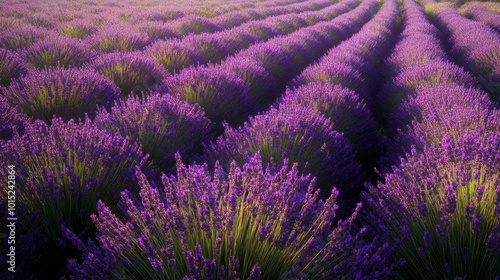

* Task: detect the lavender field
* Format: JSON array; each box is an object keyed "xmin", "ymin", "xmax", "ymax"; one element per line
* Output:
[{"xmin": 0, "ymin": 0, "xmax": 499, "ymax": 278}]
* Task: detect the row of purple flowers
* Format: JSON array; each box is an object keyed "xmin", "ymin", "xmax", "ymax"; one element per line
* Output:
[{"xmin": 365, "ymin": 0, "xmax": 500, "ymax": 278}]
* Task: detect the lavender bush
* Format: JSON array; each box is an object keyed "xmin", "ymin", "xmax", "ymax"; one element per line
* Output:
[
  {"xmin": 277, "ymin": 82, "xmax": 381, "ymax": 165},
  {"xmin": 0, "ymin": 67, "xmax": 120, "ymax": 123},
  {"xmin": 0, "ymin": 95, "xmax": 29, "ymax": 141},
  {"xmin": 65, "ymin": 152, "xmax": 375, "ymax": 279},
  {"xmin": 94, "ymin": 93, "xmax": 214, "ymax": 173},
  {"xmin": 144, "ymin": 39, "xmax": 206, "ymax": 73},
  {"xmin": 377, "ymin": 60, "xmax": 479, "ymax": 125},
  {"xmin": 174, "ymin": 15, "xmax": 221, "ymax": 35},
  {"xmin": 184, "ymin": 34, "xmax": 230, "ymax": 63},
  {"xmin": 203, "ymin": 105, "xmax": 363, "ymax": 206},
  {"xmin": 0, "ymin": 118, "xmax": 150, "ymax": 243},
  {"xmin": 88, "ymin": 25, "xmax": 150, "ymax": 52},
  {"xmin": 0, "ymin": 117, "xmax": 151, "ymax": 278},
  {"xmin": 365, "ymin": 131, "xmax": 500, "ymax": 279},
  {"xmin": 162, "ymin": 65, "xmax": 251, "ymax": 127},
  {"xmin": 135, "ymin": 21, "xmax": 182, "ymax": 42},
  {"xmin": 0, "ymin": 25, "xmax": 53, "ymax": 51},
  {"xmin": 22, "ymin": 36, "xmax": 97, "ymax": 69},
  {"xmin": 57, "ymin": 19, "xmax": 99, "ymax": 39},
  {"xmin": 0, "ymin": 48, "xmax": 31, "ymax": 87},
  {"xmin": 90, "ymin": 51, "xmax": 167, "ymax": 96}
]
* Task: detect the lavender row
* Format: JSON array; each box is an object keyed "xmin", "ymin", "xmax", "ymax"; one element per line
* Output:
[
  {"xmin": 0, "ymin": 0, "xmax": 336, "ymax": 53},
  {"xmin": 200, "ymin": 0, "xmax": 383, "ymax": 219},
  {"xmin": 276, "ymin": 0, "xmax": 399, "ymax": 169},
  {"xmin": 362, "ymin": 0, "xmax": 500, "ymax": 278},
  {"xmin": 161, "ymin": 0, "xmax": 379, "ymax": 129},
  {"xmin": 144, "ymin": 0, "xmax": 359, "ymax": 72},
  {"xmin": 0, "ymin": 0, "xmax": 302, "ymax": 29},
  {"xmin": 459, "ymin": 2, "xmax": 500, "ymax": 32},
  {"xmin": 427, "ymin": 3, "xmax": 500, "ymax": 102}
]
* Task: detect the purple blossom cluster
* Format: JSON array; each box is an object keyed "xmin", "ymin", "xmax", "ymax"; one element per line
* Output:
[
  {"xmin": 277, "ymin": 82, "xmax": 381, "ymax": 167},
  {"xmin": 365, "ymin": 131, "xmax": 500, "ymax": 279},
  {"xmin": 203, "ymin": 105, "xmax": 362, "ymax": 205},
  {"xmin": 0, "ymin": 25, "xmax": 54, "ymax": 51},
  {"xmin": 57, "ymin": 19, "xmax": 99, "ymax": 39},
  {"xmin": 0, "ymin": 117, "xmax": 151, "ymax": 277},
  {"xmin": 89, "ymin": 51, "xmax": 167, "ymax": 96},
  {"xmin": 0, "ymin": 67, "xmax": 120, "ymax": 123},
  {"xmin": 64, "ymin": 152, "xmax": 377, "ymax": 279},
  {"xmin": 94, "ymin": 93, "xmax": 215, "ymax": 173},
  {"xmin": 0, "ymin": 95, "xmax": 29, "ymax": 141},
  {"xmin": 22, "ymin": 36, "xmax": 97, "ymax": 69},
  {"xmin": 162, "ymin": 65, "xmax": 252, "ymax": 127},
  {"xmin": 87, "ymin": 24, "xmax": 150, "ymax": 53},
  {"xmin": 0, "ymin": 48, "xmax": 31, "ymax": 87}
]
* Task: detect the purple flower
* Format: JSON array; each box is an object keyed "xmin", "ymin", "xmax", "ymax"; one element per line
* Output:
[
  {"xmin": 0, "ymin": 25, "xmax": 54, "ymax": 50},
  {"xmin": 174, "ymin": 15, "xmax": 221, "ymax": 35},
  {"xmin": 58, "ymin": 19, "xmax": 98, "ymax": 39},
  {"xmin": 135, "ymin": 20, "xmax": 181, "ymax": 41},
  {"xmin": 1, "ymin": 117, "xmax": 150, "ymax": 277}
]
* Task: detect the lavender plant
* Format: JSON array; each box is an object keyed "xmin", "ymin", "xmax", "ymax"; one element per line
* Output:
[
  {"xmin": 203, "ymin": 105, "xmax": 363, "ymax": 206},
  {"xmin": 174, "ymin": 15, "xmax": 221, "ymax": 35},
  {"xmin": 135, "ymin": 21, "xmax": 182, "ymax": 42},
  {"xmin": 65, "ymin": 152, "xmax": 376, "ymax": 279},
  {"xmin": 277, "ymin": 82, "xmax": 381, "ymax": 165},
  {"xmin": 222, "ymin": 56, "xmax": 277, "ymax": 108},
  {"xmin": 0, "ymin": 118, "xmax": 150, "ymax": 243},
  {"xmin": 144, "ymin": 39, "xmax": 206, "ymax": 73},
  {"xmin": 22, "ymin": 36, "xmax": 97, "ymax": 69},
  {"xmin": 0, "ymin": 67, "xmax": 120, "ymax": 123},
  {"xmin": 376, "ymin": 60, "xmax": 479, "ymax": 125},
  {"xmin": 88, "ymin": 25, "xmax": 150, "ymax": 52},
  {"xmin": 184, "ymin": 34, "xmax": 230, "ymax": 63},
  {"xmin": 90, "ymin": 51, "xmax": 167, "ymax": 96},
  {"xmin": 58, "ymin": 19, "xmax": 98, "ymax": 39},
  {"xmin": 0, "ymin": 95, "xmax": 29, "ymax": 141},
  {"xmin": 94, "ymin": 92, "xmax": 214, "ymax": 173},
  {"xmin": 0, "ymin": 48, "xmax": 31, "ymax": 87},
  {"xmin": 365, "ymin": 131, "xmax": 500, "ymax": 279},
  {"xmin": 0, "ymin": 25, "xmax": 52, "ymax": 51},
  {"xmin": 162, "ymin": 65, "xmax": 251, "ymax": 127},
  {"xmin": 291, "ymin": 61, "xmax": 369, "ymax": 100},
  {"xmin": 0, "ymin": 117, "xmax": 152, "ymax": 278}
]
